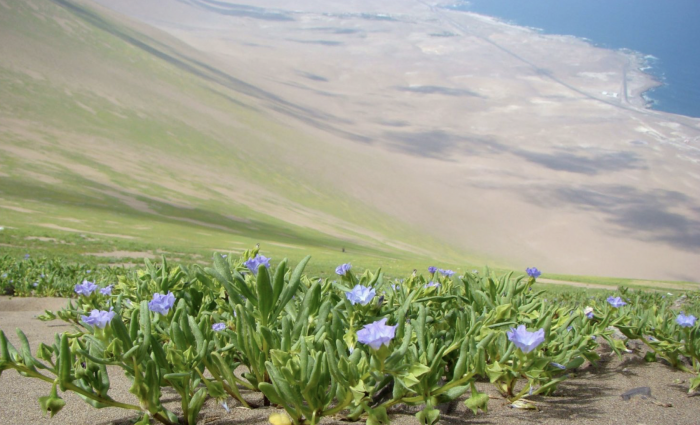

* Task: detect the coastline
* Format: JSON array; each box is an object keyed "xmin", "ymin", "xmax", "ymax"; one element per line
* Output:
[
  {"xmin": 622, "ymin": 49, "xmax": 664, "ymax": 109},
  {"xmin": 455, "ymin": 8, "xmax": 663, "ymax": 111},
  {"xmin": 442, "ymin": 3, "xmax": 700, "ymax": 118}
]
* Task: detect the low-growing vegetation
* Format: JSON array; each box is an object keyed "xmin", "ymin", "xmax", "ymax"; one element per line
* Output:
[{"xmin": 0, "ymin": 250, "xmax": 698, "ymax": 424}]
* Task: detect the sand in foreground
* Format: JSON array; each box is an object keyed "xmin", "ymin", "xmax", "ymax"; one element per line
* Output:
[{"xmin": 1, "ymin": 297, "xmax": 698, "ymax": 424}]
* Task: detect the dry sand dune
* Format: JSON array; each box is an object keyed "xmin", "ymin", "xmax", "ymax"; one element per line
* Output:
[
  {"xmin": 90, "ymin": 0, "xmax": 700, "ymax": 281},
  {"xmin": 1, "ymin": 297, "xmax": 699, "ymax": 424}
]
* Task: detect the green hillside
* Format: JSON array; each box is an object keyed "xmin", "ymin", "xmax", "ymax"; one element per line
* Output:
[{"xmin": 0, "ymin": 0, "xmax": 469, "ymax": 275}]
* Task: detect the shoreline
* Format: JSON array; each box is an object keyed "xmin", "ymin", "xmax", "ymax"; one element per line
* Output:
[
  {"xmin": 443, "ymin": 4, "xmax": 699, "ymax": 119},
  {"xmin": 621, "ymin": 48, "xmax": 664, "ymax": 109}
]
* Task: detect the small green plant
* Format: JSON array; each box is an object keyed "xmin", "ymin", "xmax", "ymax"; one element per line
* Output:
[{"xmin": 1, "ymin": 253, "xmax": 698, "ymax": 424}]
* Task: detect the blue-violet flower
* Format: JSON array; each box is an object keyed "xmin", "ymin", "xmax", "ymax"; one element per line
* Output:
[
  {"xmin": 607, "ymin": 296, "xmax": 627, "ymax": 308},
  {"xmin": 81, "ymin": 308, "xmax": 115, "ymax": 329},
  {"xmin": 149, "ymin": 291, "xmax": 176, "ymax": 315},
  {"xmin": 526, "ymin": 267, "xmax": 541, "ymax": 278},
  {"xmin": 244, "ymin": 254, "xmax": 271, "ymax": 275},
  {"xmin": 335, "ymin": 263, "xmax": 352, "ymax": 276},
  {"xmin": 677, "ymin": 312, "xmax": 697, "ymax": 328},
  {"xmin": 74, "ymin": 280, "xmax": 98, "ymax": 296},
  {"xmin": 357, "ymin": 318, "xmax": 398, "ymax": 350},
  {"xmin": 507, "ymin": 325, "xmax": 545, "ymax": 353},
  {"xmin": 345, "ymin": 285, "xmax": 375, "ymax": 305}
]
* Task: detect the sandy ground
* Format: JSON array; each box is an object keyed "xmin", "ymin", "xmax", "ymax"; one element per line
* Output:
[
  {"xmin": 1, "ymin": 297, "xmax": 699, "ymax": 424},
  {"xmin": 83, "ymin": 251, "xmax": 157, "ymax": 259},
  {"xmin": 537, "ymin": 278, "xmax": 700, "ymax": 292}
]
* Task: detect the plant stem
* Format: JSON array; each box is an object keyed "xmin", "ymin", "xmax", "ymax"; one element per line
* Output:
[{"xmin": 322, "ymin": 391, "xmax": 353, "ymax": 416}]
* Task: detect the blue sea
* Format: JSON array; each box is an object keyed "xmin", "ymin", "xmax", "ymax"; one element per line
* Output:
[{"xmin": 448, "ymin": 0, "xmax": 700, "ymax": 118}]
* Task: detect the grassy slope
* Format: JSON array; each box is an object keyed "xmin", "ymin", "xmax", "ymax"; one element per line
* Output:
[
  {"xmin": 0, "ymin": 0, "xmax": 471, "ymax": 276},
  {"xmin": 0, "ymin": 1, "xmax": 696, "ymax": 289}
]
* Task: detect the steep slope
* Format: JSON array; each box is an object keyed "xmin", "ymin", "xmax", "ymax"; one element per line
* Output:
[
  {"xmin": 89, "ymin": 0, "xmax": 700, "ymax": 281},
  {"xmin": 2, "ymin": 0, "xmax": 700, "ymax": 281},
  {"xmin": 0, "ymin": 0, "xmax": 458, "ymax": 269}
]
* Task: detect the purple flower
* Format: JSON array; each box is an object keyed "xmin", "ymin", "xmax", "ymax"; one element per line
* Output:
[
  {"xmin": 212, "ymin": 322, "xmax": 226, "ymax": 332},
  {"xmin": 526, "ymin": 267, "xmax": 541, "ymax": 279},
  {"xmin": 346, "ymin": 285, "xmax": 376, "ymax": 305},
  {"xmin": 424, "ymin": 281, "xmax": 440, "ymax": 289},
  {"xmin": 391, "ymin": 284, "xmax": 399, "ymax": 291},
  {"xmin": 148, "ymin": 291, "xmax": 176, "ymax": 315},
  {"xmin": 74, "ymin": 280, "xmax": 98, "ymax": 296},
  {"xmin": 357, "ymin": 318, "xmax": 398, "ymax": 350},
  {"xmin": 244, "ymin": 254, "xmax": 271, "ymax": 275},
  {"xmin": 507, "ymin": 325, "xmax": 545, "ymax": 353},
  {"xmin": 439, "ymin": 269, "xmax": 455, "ymax": 277},
  {"xmin": 24, "ymin": 254, "xmax": 30, "ymax": 259},
  {"xmin": 32, "ymin": 282, "xmax": 38, "ymax": 288},
  {"xmin": 335, "ymin": 263, "xmax": 352, "ymax": 276},
  {"xmin": 606, "ymin": 296, "xmax": 627, "ymax": 308},
  {"xmin": 584, "ymin": 306, "xmax": 594, "ymax": 319},
  {"xmin": 550, "ymin": 362, "xmax": 566, "ymax": 370},
  {"xmin": 428, "ymin": 266, "xmax": 437, "ymax": 274},
  {"xmin": 81, "ymin": 308, "xmax": 115, "ymax": 329},
  {"xmin": 86, "ymin": 270, "xmax": 91, "ymax": 274},
  {"xmin": 100, "ymin": 285, "xmax": 113, "ymax": 296},
  {"xmin": 676, "ymin": 313, "xmax": 697, "ymax": 328}
]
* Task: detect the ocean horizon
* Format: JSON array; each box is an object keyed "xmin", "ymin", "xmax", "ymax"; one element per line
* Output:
[{"xmin": 448, "ymin": 0, "xmax": 700, "ymax": 119}]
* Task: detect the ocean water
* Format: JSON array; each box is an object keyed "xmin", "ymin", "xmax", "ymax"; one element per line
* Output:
[{"xmin": 449, "ymin": 0, "xmax": 700, "ymax": 118}]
